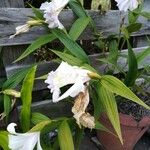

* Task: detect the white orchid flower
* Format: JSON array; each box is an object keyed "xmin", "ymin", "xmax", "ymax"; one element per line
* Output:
[
  {"xmin": 7, "ymin": 123, "xmax": 42, "ymax": 150},
  {"xmin": 45, "ymin": 61, "xmax": 91, "ymax": 102},
  {"xmin": 115, "ymin": 0, "xmax": 139, "ymax": 11},
  {"xmin": 40, "ymin": 0, "xmax": 69, "ymax": 29}
]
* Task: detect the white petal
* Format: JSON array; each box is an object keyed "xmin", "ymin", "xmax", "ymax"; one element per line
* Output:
[
  {"xmin": 45, "ymin": 61, "xmax": 91, "ymax": 102},
  {"xmin": 115, "ymin": 0, "xmax": 139, "ymax": 11},
  {"xmin": 40, "ymin": 0, "xmax": 69, "ymax": 29},
  {"xmin": 53, "ymin": 0, "xmax": 69, "ymax": 13},
  {"xmin": 40, "ymin": 2, "xmax": 51, "ymax": 10},
  {"xmin": 21, "ymin": 133, "xmax": 38, "ymax": 150},
  {"xmin": 57, "ymin": 79, "xmax": 85, "ymax": 102},
  {"xmin": 7, "ymin": 123, "xmax": 17, "ymax": 134},
  {"xmin": 8, "ymin": 135, "xmax": 25, "ymax": 149},
  {"xmin": 37, "ymin": 133, "xmax": 43, "ymax": 150},
  {"xmin": 52, "ymin": 88, "xmax": 61, "ymax": 102}
]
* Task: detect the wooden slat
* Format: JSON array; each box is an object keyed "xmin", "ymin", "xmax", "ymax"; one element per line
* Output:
[
  {"xmin": 133, "ymin": 0, "xmax": 150, "ymax": 48},
  {"xmin": 0, "ymin": 9, "xmax": 150, "ymax": 46},
  {"xmin": 18, "ymin": 99, "xmax": 72, "ymax": 119},
  {"xmin": 0, "ymin": 0, "xmax": 24, "ymax": 8}
]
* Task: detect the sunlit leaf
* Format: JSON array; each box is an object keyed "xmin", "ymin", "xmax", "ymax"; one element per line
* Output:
[
  {"xmin": 58, "ymin": 120, "xmax": 74, "ymax": 150},
  {"xmin": 69, "ymin": 17, "xmax": 90, "ymax": 41},
  {"xmin": 52, "ymin": 29, "xmax": 89, "ymax": 63},
  {"xmin": 124, "ymin": 41, "xmax": 138, "ymax": 87},
  {"xmin": 20, "ymin": 65, "xmax": 37, "ymax": 132},
  {"xmin": 0, "ymin": 131, "xmax": 9, "ymax": 150},
  {"xmin": 96, "ymin": 83, "xmax": 122, "ymax": 143},
  {"xmin": 14, "ymin": 34, "xmax": 56, "ymax": 62},
  {"xmin": 101, "ymin": 75, "xmax": 150, "ymax": 110},
  {"xmin": 31, "ymin": 112, "xmax": 50, "ymax": 125}
]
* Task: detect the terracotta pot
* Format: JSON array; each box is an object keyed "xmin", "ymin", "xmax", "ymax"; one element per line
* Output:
[{"xmin": 97, "ymin": 113, "xmax": 150, "ymax": 150}]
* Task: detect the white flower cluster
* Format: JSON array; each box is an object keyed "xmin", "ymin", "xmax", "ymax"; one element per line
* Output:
[
  {"xmin": 40, "ymin": 0, "xmax": 69, "ymax": 29},
  {"xmin": 10, "ymin": 0, "xmax": 69, "ymax": 38}
]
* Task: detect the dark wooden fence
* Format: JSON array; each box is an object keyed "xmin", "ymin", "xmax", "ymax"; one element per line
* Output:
[{"xmin": 0, "ymin": 0, "xmax": 150, "ymax": 118}]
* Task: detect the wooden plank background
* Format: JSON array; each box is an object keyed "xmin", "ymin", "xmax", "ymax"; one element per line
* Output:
[{"xmin": 0, "ymin": 9, "xmax": 150, "ymax": 46}]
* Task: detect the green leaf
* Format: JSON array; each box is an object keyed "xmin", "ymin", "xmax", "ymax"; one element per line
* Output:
[
  {"xmin": 0, "ymin": 131, "xmax": 9, "ymax": 150},
  {"xmin": 52, "ymin": 29, "xmax": 89, "ymax": 63},
  {"xmin": 140, "ymin": 11, "xmax": 150, "ymax": 20},
  {"xmin": 52, "ymin": 50, "xmax": 83, "ymax": 66},
  {"xmin": 74, "ymin": 127, "xmax": 84, "ymax": 150},
  {"xmin": 95, "ymin": 121, "xmax": 112, "ymax": 134},
  {"xmin": 108, "ymin": 40, "xmax": 118, "ymax": 65},
  {"xmin": 126, "ymin": 23, "xmax": 142, "ymax": 33},
  {"xmin": 96, "ymin": 83, "xmax": 123, "ymax": 144},
  {"xmin": 29, "ymin": 120, "xmax": 51, "ymax": 132},
  {"xmin": 69, "ymin": 17, "xmax": 90, "ymax": 41},
  {"xmin": 20, "ymin": 65, "xmax": 37, "ymax": 132},
  {"xmin": 2, "ymin": 67, "xmax": 31, "ymax": 89},
  {"xmin": 58, "ymin": 120, "xmax": 74, "ymax": 150},
  {"xmin": 0, "ymin": 78, "xmax": 6, "ymax": 89},
  {"xmin": 31, "ymin": 112, "xmax": 50, "ymax": 125},
  {"xmin": 128, "ymin": 11, "xmax": 139, "ymax": 24},
  {"xmin": 124, "ymin": 41, "xmax": 138, "ymax": 87},
  {"xmin": 101, "ymin": 75, "xmax": 150, "ymax": 110},
  {"xmin": 14, "ymin": 34, "xmax": 56, "ymax": 62},
  {"xmin": 4, "ymin": 94, "xmax": 12, "ymax": 122},
  {"xmin": 69, "ymin": 0, "xmax": 87, "ymax": 17},
  {"xmin": 90, "ymin": 84, "xmax": 104, "ymax": 120},
  {"xmin": 35, "ymin": 74, "xmax": 48, "ymax": 80},
  {"xmin": 137, "ymin": 47, "xmax": 150, "ymax": 63},
  {"xmin": 29, "ymin": 4, "xmax": 44, "ymax": 20}
]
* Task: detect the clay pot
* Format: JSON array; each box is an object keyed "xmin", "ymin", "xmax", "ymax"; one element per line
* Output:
[{"xmin": 97, "ymin": 113, "xmax": 150, "ymax": 150}]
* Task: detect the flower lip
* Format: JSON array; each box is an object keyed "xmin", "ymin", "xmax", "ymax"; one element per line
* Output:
[
  {"xmin": 7, "ymin": 123, "xmax": 17, "ymax": 134},
  {"xmin": 7, "ymin": 123, "xmax": 42, "ymax": 150}
]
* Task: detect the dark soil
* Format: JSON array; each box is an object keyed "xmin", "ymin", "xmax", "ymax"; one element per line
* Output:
[{"xmin": 117, "ymin": 92, "xmax": 150, "ymax": 122}]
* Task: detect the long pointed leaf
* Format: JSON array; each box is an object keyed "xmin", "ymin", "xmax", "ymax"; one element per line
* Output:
[
  {"xmin": 15, "ymin": 34, "xmax": 56, "ymax": 62},
  {"xmin": 4, "ymin": 94, "xmax": 12, "ymax": 122},
  {"xmin": 137, "ymin": 47, "xmax": 150, "ymax": 63},
  {"xmin": 58, "ymin": 120, "xmax": 74, "ymax": 150},
  {"xmin": 124, "ymin": 41, "xmax": 138, "ymax": 87},
  {"xmin": 52, "ymin": 29, "xmax": 89, "ymax": 63},
  {"xmin": 20, "ymin": 65, "xmax": 37, "ymax": 132},
  {"xmin": 2, "ymin": 67, "xmax": 31, "ymax": 89},
  {"xmin": 69, "ymin": 0, "xmax": 87, "ymax": 17},
  {"xmin": 69, "ymin": 17, "xmax": 90, "ymax": 41},
  {"xmin": 52, "ymin": 50, "xmax": 83, "ymax": 66},
  {"xmin": 101, "ymin": 75, "xmax": 150, "ymax": 110},
  {"xmin": 0, "ymin": 131, "xmax": 9, "ymax": 150},
  {"xmin": 97, "ymin": 83, "xmax": 123, "ymax": 143}
]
